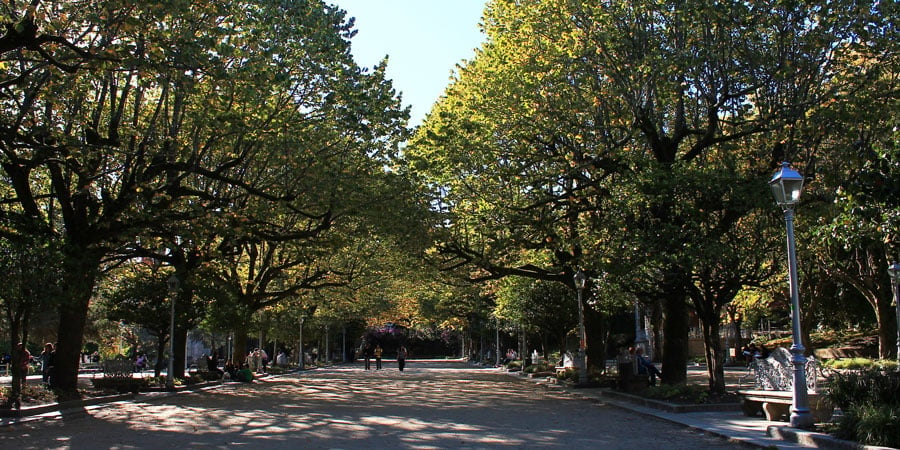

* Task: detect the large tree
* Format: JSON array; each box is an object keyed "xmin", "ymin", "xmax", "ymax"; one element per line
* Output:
[
  {"xmin": 0, "ymin": 0, "xmax": 408, "ymax": 398},
  {"xmin": 410, "ymin": 0, "xmax": 888, "ymax": 385}
]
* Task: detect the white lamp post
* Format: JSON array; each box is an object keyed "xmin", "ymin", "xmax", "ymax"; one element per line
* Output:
[
  {"xmin": 573, "ymin": 270, "xmax": 588, "ymax": 385},
  {"xmin": 888, "ymin": 262, "xmax": 900, "ymax": 361},
  {"xmin": 166, "ymin": 274, "xmax": 180, "ymax": 390},
  {"xmin": 769, "ymin": 161, "xmax": 813, "ymax": 429}
]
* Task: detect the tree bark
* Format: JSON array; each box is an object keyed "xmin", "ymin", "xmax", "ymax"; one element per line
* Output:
[
  {"xmin": 661, "ymin": 291, "xmax": 689, "ymax": 385},
  {"xmin": 52, "ymin": 249, "xmax": 101, "ymax": 400},
  {"xmin": 701, "ymin": 312, "xmax": 727, "ymax": 393}
]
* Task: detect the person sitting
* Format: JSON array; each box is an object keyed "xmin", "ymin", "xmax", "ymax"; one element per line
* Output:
[
  {"xmin": 206, "ymin": 353, "xmax": 224, "ymax": 376},
  {"xmin": 234, "ymin": 363, "xmax": 254, "ymax": 382},
  {"xmin": 634, "ymin": 347, "xmax": 662, "ymax": 386}
]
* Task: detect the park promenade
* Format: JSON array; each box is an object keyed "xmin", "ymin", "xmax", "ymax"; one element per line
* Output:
[{"xmin": 0, "ymin": 360, "xmax": 885, "ymax": 449}]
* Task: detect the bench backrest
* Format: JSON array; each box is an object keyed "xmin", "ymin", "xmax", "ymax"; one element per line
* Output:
[
  {"xmin": 751, "ymin": 347, "xmax": 818, "ymax": 391},
  {"xmin": 100, "ymin": 355, "xmax": 134, "ymax": 379}
]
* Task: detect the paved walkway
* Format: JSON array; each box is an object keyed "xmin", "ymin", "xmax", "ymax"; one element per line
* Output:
[
  {"xmin": 3, "ymin": 361, "xmax": 740, "ymax": 449},
  {"xmin": 515, "ymin": 365, "xmax": 890, "ymax": 450},
  {"xmin": 1, "ymin": 362, "xmax": 887, "ymax": 449}
]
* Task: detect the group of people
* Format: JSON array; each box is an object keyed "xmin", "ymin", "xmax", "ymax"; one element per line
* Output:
[
  {"xmin": 361, "ymin": 344, "xmax": 408, "ymax": 371},
  {"xmin": 4, "ymin": 342, "xmax": 57, "ymax": 388},
  {"xmin": 741, "ymin": 342, "xmax": 770, "ymax": 363}
]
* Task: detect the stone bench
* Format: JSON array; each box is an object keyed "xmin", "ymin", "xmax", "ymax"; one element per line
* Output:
[
  {"xmin": 736, "ymin": 347, "xmax": 833, "ymax": 423},
  {"xmin": 100, "ymin": 356, "xmax": 134, "ymax": 379},
  {"xmin": 737, "ymin": 389, "xmax": 834, "ymax": 422}
]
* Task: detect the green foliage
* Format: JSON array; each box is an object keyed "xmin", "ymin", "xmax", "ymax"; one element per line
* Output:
[
  {"xmin": 821, "ymin": 358, "xmax": 898, "ymax": 371},
  {"xmin": 642, "ymin": 384, "xmax": 710, "ymax": 404},
  {"xmin": 0, "ymin": 384, "xmax": 56, "ymax": 406},
  {"xmin": 842, "ymin": 404, "xmax": 900, "ymax": 448},
  {"xmin": 89, "ymin": 377, "xmax": 151, "ymax": 394},
  {"xmin": 523, "ymin": 362, "xmax": 554, "ymax": 374},
  {"xmin": 824, "ymin": 369, "xmax": 900, "ymax": 447}
]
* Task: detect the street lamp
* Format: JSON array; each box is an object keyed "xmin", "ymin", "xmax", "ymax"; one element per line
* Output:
[
  {"xmin": 166, "ymin": 274, "xmax": 180, "ymax": 390},
  {"xmin": 573, "ymin": 270, "xmax": 588, "ymax": 385},
  {"xmin": 769, "ymin": 161, "xmax": 813, "ymax": 429},
  {"xmin": 888, "ymin": 262, "xmax": 900, "ymax": 361}
]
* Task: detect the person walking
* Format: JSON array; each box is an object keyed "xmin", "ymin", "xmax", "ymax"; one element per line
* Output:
[
  {"xmin": 39, "ymin": 343, "xmax": 55, "ymax": 386},
  {"xmin": 363, "ymin": 344, "xmax": 373, "ymax": 370},
  {"xmin": 374, "ymin": 345, "xmax": 383, "ymax": 370},
  {"xmin": 397, "ymin": 346, "xmax": 408, "ymax": 372},
  {"xmin": 16, "ymin": 342, "xmax": 30, "ymax": 388}
]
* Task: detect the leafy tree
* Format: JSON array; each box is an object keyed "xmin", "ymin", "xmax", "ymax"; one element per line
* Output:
[
  {"xmin": 411, "ymin": 0, "xmax": 889, "ymax": 387},
  {"xmin": 0, "ymin": 0, "xmax": 409, "ymax": 398},
  {"xmin": 0, "ymin": 232, "xmax": 61, "ymax": 408}
]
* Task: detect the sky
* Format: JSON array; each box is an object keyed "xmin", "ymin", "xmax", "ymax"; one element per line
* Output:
[{"xmin": 331, "ymin": 1, "xmax": 488, "ymax": 126}]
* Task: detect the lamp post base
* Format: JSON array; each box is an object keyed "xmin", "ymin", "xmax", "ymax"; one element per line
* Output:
[{"xmin": 790, "ymin": 410, "xmax": 815, "ymax": 429}]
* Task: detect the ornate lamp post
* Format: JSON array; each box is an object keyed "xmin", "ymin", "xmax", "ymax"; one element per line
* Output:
[
  {"xmin": 769, "ymin": 161, "xmax": 813, "ymax": 429},
  {"xmin": 573, "ymin": 270, "xmax": 588, "ymax": 385},
  {"xmin": 888, "ymin": 262, "xmax": 900, "ymax": 361},
  {"xmin": 166, "ymin": 274, "xmax": 180, "ymax": 390}
]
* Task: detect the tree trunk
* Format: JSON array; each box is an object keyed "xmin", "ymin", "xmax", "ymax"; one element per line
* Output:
[
  {"xmin": 233, "ymin": 328, "xmax": 249, "ymax": 366},
  {"xmin": 4, "ymin": 319, "xmax": 24, "ymax": 409},
  {"xmin": 585, "ymin": 304, "xmax": 606, "ymax": 373},
  {"xmin": 661, "ymin": 291, "xmax": 689, "ymax": 385},
  {"xmin": 701, "ymin": 313, "xmax": 727, "ymax": 393},
  {"xmin": 52, "ymin": 248, "xmax": 101, "ymax": 400},
  {"xmin": 174, "ymin": 326, "xmax": 187, "ymax": 380},
  {"xmin": 154, "ymin": 334, "xmax": 166, "ymax": 377}
]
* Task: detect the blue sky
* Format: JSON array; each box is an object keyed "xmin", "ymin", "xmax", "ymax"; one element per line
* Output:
[{"xmin": 332, "ymin": 1, "xmax": 487, "ymax": 126}]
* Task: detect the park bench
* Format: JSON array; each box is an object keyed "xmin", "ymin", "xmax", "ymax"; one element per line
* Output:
[
  {"xmin": 737, "ymin": 347, "xmax": 833, "ymax": 423},
  {"xmin": 616, "ymin": 355, "xmax": 652, "ymax": 392},
  {"xmin": 99, "ymin": 355, "xmax": 134, "ymax": 379}
]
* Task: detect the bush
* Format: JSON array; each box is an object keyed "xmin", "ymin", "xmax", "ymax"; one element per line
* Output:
[
  {"xmin": 0, "ymin": 384, "xmax": 56, "ymax": 405},
  {"xmin": 824, "ymin": 368, "xmax": 900, "ymax": 447},
  {"xmin": 523, "ymin": 362, "xmax": 553, "ymax": 374},
  {"xmin": 822, "ymin": 358, "xmax": 898, "ymax": 371},
  {"xmin": 642, "ymin": 384, "xmax": 710, "ymax": 404},
  {"xmin": 90, "ymin": 377, "xmax": 151, "ymax": 394}
]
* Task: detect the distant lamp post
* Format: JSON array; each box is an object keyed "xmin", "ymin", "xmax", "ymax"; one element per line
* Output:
[
  {"xmin": 769, "ymin": 161, "xmax": 813, "ymax": 429},
  {"xmin": 166, "ymin": 274, "xmax": 180, "ymax": 390},
  {"xmin": 573, "ymin": 270, "xmax": 589, "ymax": 385},
  {"xmin": 888, "ymin": 262, "xmax": 900, "ymax": 361}
]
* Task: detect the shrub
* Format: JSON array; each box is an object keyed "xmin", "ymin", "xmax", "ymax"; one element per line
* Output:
[
  {"xmin": 90, "ymin": 377, "xmax": 151, "ymax": 394},
  {"xmin": 0, "ymin": 384, "xmax": 56, "ymax": 405},
  {"xmin": 523, "ymin": 362, "xmax": 553, "ymax": 374},
  {"xmin": 642, "ymin": 384, "xmax": 710, "ymax": 404},
  {"xmin": 824, "ymin": 368, "xmax": 900, "ymax": 447},
  {"xmin": 822, "ymin": 358, "xmax": 898, "ymax": 371},
  {"xmin": 556, "ymin": 367, "xmax": 576, "ymax": 381}
]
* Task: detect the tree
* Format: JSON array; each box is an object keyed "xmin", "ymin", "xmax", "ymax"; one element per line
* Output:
[
  {"xmin": 0, "ymin": 0, "xmax": 410, "ymax": 398},
  {"xmin": 0, "ymin": 232, "xmax": 61, "ymax": 408},
  {"xmin": 411, "ymin": 0, "xmax": 889, "ymax": 386}
]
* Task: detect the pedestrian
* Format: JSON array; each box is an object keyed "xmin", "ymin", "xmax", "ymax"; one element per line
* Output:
[
  {"xmin": 259, "ymin": 348, "xmax": 268, "ymax": 373},
  {"xmin": 397, "ymin": 346, "xmax": 408, "ymax": 372},
  {"xmin": 363, "ymin": 343, "xmax": 373, "ymax": 370},
  {"xmin": 40, "ymin": 343, "xmax": 55, "ymax": 386},
  {"xmin": 15, "ymin": 342, "xmax": 30, "ymax": 388},
  {"xmin": 135, "ymin": 353, "xmax": 148, "ymax": 373},
  {"xmin": 374, "ymin": 344, "xmax": 383, "ymax": 370}
]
